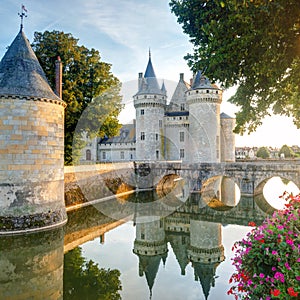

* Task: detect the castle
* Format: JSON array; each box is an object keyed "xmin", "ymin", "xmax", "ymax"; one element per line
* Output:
[{"xmin": 83, "ymin": 52, "xmax": 236, "ymax": 163}]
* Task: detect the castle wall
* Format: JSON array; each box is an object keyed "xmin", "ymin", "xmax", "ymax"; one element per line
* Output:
[
  {"xmin": 164, "ymin": 115, "xmax": 189, "ymax": 162},
  {"xmin": 98, "ymin": 142, "xmax": 136, "ymax": 162},
  {"xmin": 0, "ymin": 97, "xmax": 67, "ymax": 231}
]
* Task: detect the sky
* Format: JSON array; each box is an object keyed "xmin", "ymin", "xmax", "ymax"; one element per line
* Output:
[{"xmin": 1, "ymin": 0, "xmax": 300, "ymax": 147}]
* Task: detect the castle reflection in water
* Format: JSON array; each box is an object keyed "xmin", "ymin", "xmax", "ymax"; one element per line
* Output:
[{"xmin": 0, "ymin": 178, "xmax": 278, "ymax": 300}]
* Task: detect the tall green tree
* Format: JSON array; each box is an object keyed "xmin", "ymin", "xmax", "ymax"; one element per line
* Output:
[
  {"xmin": 31, "ymin": 31, "xmax": 123, "ymax": 164},
  {"xmin": 256, "ymin": 146, "xmax": 270, "ymax": 159},
  {"xmin": 279, "ymin": 144, "xmax": 294, "ymax": 158},
  {"xmin": 170, "ymin": 0, "xmax": 300, "ymax": 134},
  {"xmin": 64, "ymin": 247, "xmax": 122, "ymax": 300}
]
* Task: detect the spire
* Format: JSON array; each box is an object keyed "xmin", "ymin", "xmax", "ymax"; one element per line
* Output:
[
  {"xmin": 18, "ymin": 4, "xmax": 28, "ymax": 31},
  {"xmin": 161, "ymin": 80, "xmax": 167, "ymax": 95},
  {"xmin": 144, "ymin": 50, "xmax": 156, "ymax": 79},
  {"xmin": 0, "ymin": 29, "xmax": 61, "ymax": 101},
  {"xmin": 135, "ymin": 50, "xmax": 165, "ymax": 95}
]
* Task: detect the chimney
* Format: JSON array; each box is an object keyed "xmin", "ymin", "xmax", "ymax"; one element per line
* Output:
[
  {"xmin": 138, "ymin": 72, "xmax": 143, "ymax": 91},
  {"xmin": 180, "ymin": 73, "xmax": 184, "ymax": 81},
  {"xmin": 55, "ymin": 56, "xmax": 62, "ymax": 99}
]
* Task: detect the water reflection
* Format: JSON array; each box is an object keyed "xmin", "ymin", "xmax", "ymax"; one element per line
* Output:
[
  {"xmin": 0, "ymin": 177, "xmax": 298, "ymax": 299},
  {"xmin": 64, "ymin": 247, "xmax": 122, "ymax": 299},
  {"xmin": 0, "ymin": 228, "xmax": 64, "ymax": 300}
]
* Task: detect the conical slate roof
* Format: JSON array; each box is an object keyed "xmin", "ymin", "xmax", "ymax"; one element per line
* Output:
[
  {"xmin": 0, "ymin": 28, "xmax": 61, "ymax": 101},
  {"xmin": 135, "ymin": 52, "xmax": 166, "ymax": 96},
  {"xmin": 191, "ymin": 70, "xmax": 218, "ymax": 90}
]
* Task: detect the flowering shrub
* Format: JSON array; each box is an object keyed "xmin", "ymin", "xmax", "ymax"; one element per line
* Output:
[{"xmin": 228, "ymin": 193, "xmax": 300, "ymax": 299}]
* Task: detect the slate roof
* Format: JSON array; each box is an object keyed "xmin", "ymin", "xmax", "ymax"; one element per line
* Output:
[
  {"xmin": 135, "ymin": 53, "xmax": 166, "ymax": 96},
  {"xmin": 165, "ymin": 111, "xmax": 189, "ymax": 117},
  {"xmin": 167, "ymin": 73, "xmax": 190, "ymax": 112},
  {"xmin": 99, "ymin": 123, "xmax": 136, "ymax": 144},
  {"xmin": 220, "ymin": 112, "xmax": 234, "ymax": 119},
  {"xmin": 0, "ymin": 28, "xmax": 61, "ymax": 101},
  {"xmin": 191, "ymin": 70, "xmax": 218, "ymax": 90}
]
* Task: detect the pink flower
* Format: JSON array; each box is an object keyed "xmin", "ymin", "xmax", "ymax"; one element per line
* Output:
[
  {"xmin": 274, "ymin": 272, "xmax": 285, "ymax": 283},
  {"xmin": 285, "ymin": 262, "xmax": 291, "ymax": 270}
]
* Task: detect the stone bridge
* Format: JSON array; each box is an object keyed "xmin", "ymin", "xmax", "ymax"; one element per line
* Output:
[{"xmin": 134, "ymin": 160, "xmax": 300, "ymax": 196}]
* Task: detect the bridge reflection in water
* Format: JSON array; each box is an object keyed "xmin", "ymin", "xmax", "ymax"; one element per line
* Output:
[{"xmin": 0, "ymin": 178, "xmax": 298, "ymax": 300}]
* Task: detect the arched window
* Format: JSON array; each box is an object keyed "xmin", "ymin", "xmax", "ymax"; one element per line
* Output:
[{"xmin": 86, "ymin": 149, "xmax": 91, "ymax": 160}]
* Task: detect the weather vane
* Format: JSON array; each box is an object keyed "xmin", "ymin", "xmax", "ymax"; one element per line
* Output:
[{"xmin": 18, "ymin": 4, "xmax": 28, "ymax": 30}]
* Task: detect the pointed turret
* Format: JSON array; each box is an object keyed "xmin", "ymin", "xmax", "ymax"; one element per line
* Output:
[
  {"xmin": 135, "ymin": 51, "xmax": 164, "ymax": 96},
  {"xmin": 161, "ymin": 80, "xmax": 167, "ymax": 96},
  {"xmin": 0, "ymin": 27, "xmax": 66, "ymax": 233},
  {"xmin": 0, "ymin": 28, "xmax": 61, "ymax": 101},
  {"xmin": 133, "ymin": 51, "xmax": 167, "ymax": 161}
]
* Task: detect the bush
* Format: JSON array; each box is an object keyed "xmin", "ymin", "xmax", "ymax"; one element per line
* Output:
[{"xmin": 228, "ymin": 193, "xmax": 300, "ymax": 299}]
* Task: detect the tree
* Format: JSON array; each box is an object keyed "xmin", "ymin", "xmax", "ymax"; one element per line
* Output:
[
  {"xmin": 256, "ymin": 146, "xmax": 270, "ymax": 159},
  {"xmin": 31, "ymin": 31, "xmax": 123, "ymax": 164},
  {"xmin": 169, "ymin": 0, "xmax": 300, "ymax": 134},
  {"xmin": 279, "ymin": 144, "xmax": 294, "ymax": 158},
  {"xmin": 64, "ymin": 247, "xmax": 122, "ymax": 300}
]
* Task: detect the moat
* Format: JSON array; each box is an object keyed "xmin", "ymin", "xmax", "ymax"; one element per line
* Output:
[{"xmin": 0, "ymin": 176, "xmax": 298, "ymax": 300}]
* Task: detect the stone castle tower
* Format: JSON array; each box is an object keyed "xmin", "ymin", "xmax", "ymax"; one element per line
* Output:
[
  {"xmin": 187, "ymin": 71, "xmax": 222, "ymax": 163},
  {"xmin": 133, "ymin": 51, "xmax": 167, "ymax": 160},
  {"xmin": 0, "ymin": 27, "xmax": 67, "ymax": 232}
]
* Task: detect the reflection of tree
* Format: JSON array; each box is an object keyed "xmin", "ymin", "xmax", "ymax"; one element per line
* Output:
[{"xmin": 63, "ymin": 247, "xmax": 122, "ymax": 300}]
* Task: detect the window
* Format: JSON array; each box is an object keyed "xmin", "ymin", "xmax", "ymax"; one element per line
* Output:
[
  {"xmin": 141, "ymin": 132, "xmax": 145, "ymax": 140},
  {"xmin": 120, "ymin": 151, "xmax": 124, "ymax": 159},
  {"xmin": 156, "ymin": 150, "xmax": 159, "ymax": 159},
  {"xmin": 155, "ymin": 133, "xmax": 158, "ymax": 141},
  {"xmin": 180, "ymin": 149, "xmax": 184, "ymax": 158},
  {"xmin": 180, "ymin": 131, "xmax": 184, "ymax": 142},
  {"xmin": 86, "ymin": 149, "xmax": 91, "ymax": 160},
  {"xmin": 180, "ymin": 103, "xmax": 185, "ymax": 111},
  {"xmin": 102, "ymin": 151, "xmax": 106, "ymax": 160},
  {"xmin": 159, "ymin": 120, "xmax": 162, "ymax": 128},
  {"xmin": 141, "ymin": 109, "xmax": 144, "ymax": 115}
]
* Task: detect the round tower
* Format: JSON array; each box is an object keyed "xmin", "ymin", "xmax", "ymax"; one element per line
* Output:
[
  {"xmin": 133, "ymin": 52, "xmax": 166, "ymax": 161},
  {"xmin": 0, "ymin": 28, "xmax": 67, "ymax": 232},
  {"xmin": 220, "ymin": 112, "xmax": 236, "ymax": 162},
  {"xmin": 186, "ymin": 71, "xmax": 222, "ymax": 163}
]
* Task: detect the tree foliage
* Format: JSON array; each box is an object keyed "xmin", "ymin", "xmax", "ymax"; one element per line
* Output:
[
  {"xmin": 64, "ymin": 247, "xmax": 122, "ymax": 300},
  {"xmin": 256, "ymin": 146, "xmax": 270, "ymax": 159},
  {"xmin": 169, "ymin": 0, "xmax": 300, "ymax": 134},
  {"xmin": 31, "ymin": 31, "xmax": 123, "ymax": 164},
  {"xmin": 279, "ymin": 144, "xmax": 295, "ymax": 158}
]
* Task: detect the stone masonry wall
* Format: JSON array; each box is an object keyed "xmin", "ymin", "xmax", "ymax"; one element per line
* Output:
[{"xmin": 0, "ymin": 98, "xmax": 66, "ymax": 231}]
